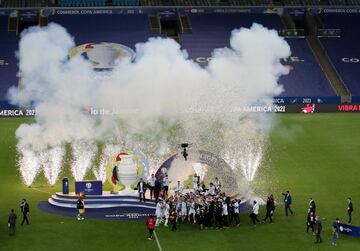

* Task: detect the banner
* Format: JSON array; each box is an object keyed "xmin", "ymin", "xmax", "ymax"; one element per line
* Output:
[
  {"xmin": 53, "ymin": 8, "xmax": 151, "ymax": 15},
  {"xmin": 85, "ymin": 104, "xmax": 360, "ymax": 114},
  {"xmin": 0, "ymin": 108, "xmax": 36, "ymax": 117},
  {"xmin": 319, "ymin": 8, "xmax": 360, "ymax": 14},
  {"xmin": 339, "ymin": 223, "xmax": 360, "ymax": 238},
  {"xmin": 273, "ymin": 96, "xmax": 341, "ymax": 104},
  {"xmin": 284, "ymin": 103, "xmax": 360, "ymax": 113},
  {"xmin": 75, "ymin": 180, "xmax": 103, "ymax": 195},
  {"xmin": 2, "ymin": 104, "xmax": 360, "ymax": 117}
]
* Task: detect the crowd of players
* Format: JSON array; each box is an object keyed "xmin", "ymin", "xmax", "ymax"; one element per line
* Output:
[
  {"xmin": 143, "ymin": 174, "xmax": 252, "ymax": 230},
  {"xmin": 143, "ymin": 173, "xmax": 290, "ymax": 231}
]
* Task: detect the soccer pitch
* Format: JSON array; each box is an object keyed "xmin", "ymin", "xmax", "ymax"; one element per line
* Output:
[{"xmin": 0, "ymin": 114, "xmax": 359, "ymax": 251}]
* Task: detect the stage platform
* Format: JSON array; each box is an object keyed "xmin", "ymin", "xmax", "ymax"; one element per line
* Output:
[
  {"xmin": 49, "ymin": 192, "xmax": 156, "ymax": 209},
  {"xmin": 38, "ymin": 191, "xmax": 156, "ymax": 221}
]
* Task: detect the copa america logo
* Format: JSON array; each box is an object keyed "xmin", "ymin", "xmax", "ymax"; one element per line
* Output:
[
  {"xmin": 85, "ymin": 182, "xmax": 92, "ymax": 189},
  {"xmin": 69, "ymin": 42, "xmax": 136, "ymax": 70}
]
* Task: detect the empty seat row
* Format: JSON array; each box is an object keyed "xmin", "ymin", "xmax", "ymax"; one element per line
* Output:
[
  {"xmin": 2, "ymin": 0, "xmax": 26, "ymax": 7},
  {"xmin": 113, "ymin": 0, "xmax": 140, "ymax": 5},
  {"xmin": 58, "ymin": 0, "xmax": 106, "ymax": 7}
]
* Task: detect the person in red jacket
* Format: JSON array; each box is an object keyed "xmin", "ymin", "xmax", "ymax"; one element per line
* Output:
[{"xmin": 146, "ymin": 215, "xmax": 155, "ymax": 240}]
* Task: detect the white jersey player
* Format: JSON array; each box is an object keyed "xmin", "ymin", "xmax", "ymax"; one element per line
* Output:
[
  {"xmin": 163, "ymin": 201, "xmax": 170, "ymax": 227},
  {"xmin": 214, "ymin": 177, "xmax": 221, "ymax": 193},
  {"xmin": 233, "ymin": 201, "xmax": 239, "ymax": 214},
  {"xmin": 181, "ymin": 200, "xmax": 187, "ymax": 221},
  {"xmin": 188, "ymin": 200, "xmax": 196, "ymax": 223},
  {"xmin": 175, "ymin": 181, "xmax": 183, "ymax": 193},
  {"xmin": 155, "ymin": 201, "xmax": 164, "ymax": 226},
  {"xmin": 208, "ymin": 183, "xmax": 216, "ymax": 196}
]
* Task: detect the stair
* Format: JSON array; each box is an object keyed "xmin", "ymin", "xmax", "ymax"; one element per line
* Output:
[
  {"xmin": 149, "ymin": 14, "xmax": 161, "ymax": 34},
  {"xmin": 179, "ymin": 15, "xmax": 192, "ymax": 34},
  {"xmin": 306, "ymin": 35, "xmax": 350, "ymax": 99},
  {"xmin": 281, "ymin": 14, "xmax": 296, "ymax": 30},
  {"xmin": 8, "ymin": 16, "xmax": 18, "ymax": 36},
  {"xmin": 39, "ymin": 15, "xmax": 48, "ymax": 27}
]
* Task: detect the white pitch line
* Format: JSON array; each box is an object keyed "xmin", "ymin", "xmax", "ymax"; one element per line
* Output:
[
  {"xmin": 153, "ymin": 230, "xmax": 163, "ymax": 251},
  {"xmin": 30, "ymin": 187, "xmax": 53, "ymax": 195}
]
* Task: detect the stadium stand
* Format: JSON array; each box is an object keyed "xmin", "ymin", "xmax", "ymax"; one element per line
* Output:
[
  {"xmin": 58, "ymin": 0, "xmax": 106, "ymax": 7},
  {"xmin": 320, "ymin": 13, "xmax": 360, "ymax": 95},
  {"xmin": 139, "ymin": 0, "xmax": 162, "ymax": 5},
  {"xmin": 347, "ymin": 0, "xmax": 360, "ymax": 5},
  {"xmin": 0, "ymin": 8, "xmax": 348, "ymax": 104},
  {"xmin": 180, "ymin": 13, "xmax": 283, "ymax": 56},
  {"xmin": 0, "ymin": 15, "xmax": 20, "ymax": 104},
  {"xmin": 113, "ymin": 0, "xmax": 139, "ymax": 6},
  {"xmin": 1, "ymin": 0, "xmax": 54, "ymax": 7},
  {"xmin": 281, "ymin": 0, "xmax": 304, "ymax": 5},
  {"xmin": 49, "ymin": 14, "xmax": 154, "ymax": 46},
  {"xmin": 0, "ymin": 13, "xmax": 157, "ymax": 103},
  {"xmin": 280, "ymin": 38, "xmax": 335, "ymax": 96},
  {"xmin": 180, "ymin": 13, "xmax": 334, "ymax": 97},
  {"xmin": 2, "ymin": 0, "xmax": 26, "ymax": 7}
]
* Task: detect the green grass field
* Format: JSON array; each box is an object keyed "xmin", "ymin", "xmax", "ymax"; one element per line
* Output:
[{"xmin": 1, "ymin": 114, "xmax": 360, "ymax": 251}]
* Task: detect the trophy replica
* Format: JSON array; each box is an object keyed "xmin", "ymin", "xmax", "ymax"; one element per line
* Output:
[
  {"xmin": 117, "ymin": 154, "xmax": 138, "ymax": 195},
  {"xmin": 106, "ymin": 150, "xmax": 149, "ymax": 195}
]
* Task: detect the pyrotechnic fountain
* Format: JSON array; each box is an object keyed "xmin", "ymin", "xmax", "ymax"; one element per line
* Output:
[
  {"xmin": 18, "ymin": 148, "xmax": 41, "ymax": 186},
  {"xmin": 71, "ymin": 141, "xmax": 96, "ymax": 181},
  {"xmin": 94, "ymin": 144, "xmax": 120, "ymax": 183},
  {"xmin": 40, "ymin": 146, "xmax": 65, "ymax": 186},
  {"xmin": 192, "ymin": 163, "xmax": 207, "ymax": 181}
]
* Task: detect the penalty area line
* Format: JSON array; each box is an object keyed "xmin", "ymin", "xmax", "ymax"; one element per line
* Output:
[{"xmin": 153, "ymin": 230, "xmax": 163, "ymax": 251}]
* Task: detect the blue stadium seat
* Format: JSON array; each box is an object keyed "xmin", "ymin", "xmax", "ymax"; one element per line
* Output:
[
  {"xmin": 0, "ymin": 16, "xmax": 20, "ymax": 103},
  {"xmin": 179, "ymin": 13, "xmax": 334, "ymax": 97},
  {"xmin": 320, "ymin": 13, "xmax": 360, "ymax": 95}
]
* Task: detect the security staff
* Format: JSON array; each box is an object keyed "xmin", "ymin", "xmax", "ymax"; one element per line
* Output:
[
  {"xmin": 314, "ymin": 216, "xmax": 322, "ymax": 243},
  {"xmin": 8, "ymin": 209, "xmax": 17, "ymax": 236},
  {"xmin": 282, "ymin": 191, "xmax": 293, "ymax": 216},
  {"xmin": 137, "ymin": 178, "xmax": 146, "ymax": 202},
  {"xmin": 20, "ymin": 199, "xmax": 30, "ymax": 225}
]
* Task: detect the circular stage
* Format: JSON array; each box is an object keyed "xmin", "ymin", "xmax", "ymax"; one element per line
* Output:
[{"xmin": 38, "ymin": 191, "xmax": 253, "ymax": 221}]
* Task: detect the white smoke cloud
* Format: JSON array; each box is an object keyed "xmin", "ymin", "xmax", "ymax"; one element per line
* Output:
[{"xmin": 9, "ymin": 22, "xmax": 290, "ymax": 188}]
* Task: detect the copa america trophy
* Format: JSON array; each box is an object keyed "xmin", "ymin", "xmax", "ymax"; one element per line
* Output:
[{"xmin": 117, "ymin": 154, "xmax": 138, "ymax": 195}]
